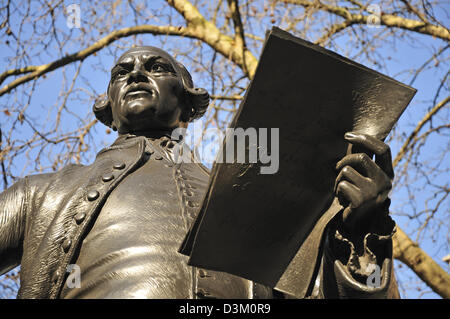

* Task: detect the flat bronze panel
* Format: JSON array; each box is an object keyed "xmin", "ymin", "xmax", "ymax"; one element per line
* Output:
[{"xmin": 180, "ymin": 27, "xmax": 416, "ymax": 288}]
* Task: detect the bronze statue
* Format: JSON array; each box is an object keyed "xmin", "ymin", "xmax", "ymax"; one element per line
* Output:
[{"xmin": 0, "ymin": 46, "xmax": 399, "ymax": 298}]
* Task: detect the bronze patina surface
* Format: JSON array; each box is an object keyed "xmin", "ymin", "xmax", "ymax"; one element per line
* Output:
[{"xmin": 0, "ymin": 30, "xmax": 412, "ymax": 298}]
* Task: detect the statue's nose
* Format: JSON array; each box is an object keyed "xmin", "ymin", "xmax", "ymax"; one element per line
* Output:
[{"xmin": 128, "ymin": 69, "xmax": 148, "ymax": 84}]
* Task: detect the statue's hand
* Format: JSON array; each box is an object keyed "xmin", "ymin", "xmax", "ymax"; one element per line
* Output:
[{"xmin": 334, "ymin": 132, "xmax": 394, "ymax": 241}]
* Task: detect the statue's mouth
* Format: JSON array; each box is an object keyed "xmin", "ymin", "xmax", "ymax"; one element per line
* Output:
[{"xmin": 125, "ymin": 84, "xmax": 155, "ymax": 98}]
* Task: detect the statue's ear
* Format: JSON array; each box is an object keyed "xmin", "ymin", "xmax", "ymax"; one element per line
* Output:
[
  {"xmin": 179, "ymin": 92, "xmax": 194, "ymax": 123},
  {"xmin": 175, "ymin": 61, "xmax": 210, "ymax": 122},
  {"xmin": 93, "ymin": 96, "xmax": 113, "ymax": 128},
  {"xmin": 184, "ymin": 86, "xmax": 210, "ymax": 122}
]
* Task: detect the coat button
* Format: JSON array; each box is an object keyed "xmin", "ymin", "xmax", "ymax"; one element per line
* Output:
[
  {"xmin": 113, "ymin": 162, "xmax": 126, "ymax": 170},
  {"xmin": 102, "ymin": 173, "xmax": 114, "ymax": 182},
  {"xmin": 184, "ymin": 189, "xmax": 194, "ymax": 197},
  {"xmin": 62, "ymin": 238, "xmax": 72, "ymax": 253},
  {"xmin": 154, "ymin": 155, "xmax": 163, "ymax": 160},
  {"xmin": 187, "ymin": 201, "xmax": 198, "ymax": 208},
  {"xmin": 87, "ymin": 190, "xmax": 99, "ymax": 201},
  {"xmin": 198, "ymin": 269, "xmax": 210, "ymax": 278},
  {"xmin": 74, "ymin": 212, "xmax": 86, "ymax": 224}
]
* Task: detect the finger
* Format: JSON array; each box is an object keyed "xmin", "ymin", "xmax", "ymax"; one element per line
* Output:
[
  {"xmin": 344, "ymin": 132, "xmax": 388, "ymax": 154},
  {"xmin": 336, "ymin": 153, "xmax": 380, "ymax": 178},
  {"xmin": 336, "ymin": 180, "xmax": 364, "ymax": 209},
  {"xmin": 376, "ymin": 150, "xmax": 394, "ymax": 179},
  {"xmin": 344, "ymin": 132, "xmax": 394, "ymax": 179},
  {"xmin": 334, "ymin": 165, "xmax": 369, "ymax": 192}
]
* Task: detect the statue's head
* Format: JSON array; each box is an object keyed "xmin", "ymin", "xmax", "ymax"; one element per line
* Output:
[{"xmin": 93, "ymin": 46, "xmax": 209, "ymax": 134}]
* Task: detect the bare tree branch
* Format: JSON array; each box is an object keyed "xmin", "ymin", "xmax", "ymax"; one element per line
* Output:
[
  {"xmin": 280, "ymin": 0, "xmax": 450, "ymax": 42},
  {"xmin": 0, "ymin": 0, "xmax": 261, "ymax": 98},
  {"xmin": 0, "ymin": 25, "xmax": 193, "ymax": 97},
  {"xmin": 393, "ymin": 227, "xmax": 450, "ymax": 298},
  {"xmin": 393, "ymin": 95, "xmax": 449, "ymax": 168},
  {"xmin": 166, "ymin": 0, "xmax": 258, "ymax": 77},
  {"xmin": 227, "ymin": 0, "xmax": 247, "ymax": 50}
]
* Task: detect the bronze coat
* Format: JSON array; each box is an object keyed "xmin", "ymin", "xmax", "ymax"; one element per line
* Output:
[{"xmin": 0, "ymin": 135, "xmax": 397, "ymax": 298}]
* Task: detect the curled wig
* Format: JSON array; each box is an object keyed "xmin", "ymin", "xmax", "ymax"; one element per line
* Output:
[{"xmin": 93, "ymin": 51, "xmax": 209, "ymax": 128}]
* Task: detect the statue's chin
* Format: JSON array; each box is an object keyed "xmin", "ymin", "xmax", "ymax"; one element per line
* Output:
[
  {"xmin": 121, "ymin": 98, "xmax": 157, "ymax": 117},
  {"xmin": 118, "ymin": 109, "xmax": 179, "ymax": 134}
]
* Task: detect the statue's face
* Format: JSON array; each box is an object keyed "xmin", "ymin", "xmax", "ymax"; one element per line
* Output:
[{"xmin": 108, "ymin": 47, "xmax": 185, "ymax": 133}]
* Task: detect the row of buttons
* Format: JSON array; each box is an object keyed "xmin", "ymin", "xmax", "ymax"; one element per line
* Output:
[
  {"xmin": 196, "ymin": 268, "xmax": 212, "ymax": 298},
  {"xmin": 53, "ymin": 161, "xmax": 127, "ymax": 284},
  {"xmin": 175, "ymin": 168, "xmax": 199, "ymax": 210}
]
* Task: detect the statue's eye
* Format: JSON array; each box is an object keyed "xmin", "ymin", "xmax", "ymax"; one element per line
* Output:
[
  {"xmin": 151, "ymin": 63, "xmax": 165, "ymax": 72},
  {"xmin": 111, "ymin": 69, "xmax": 128, "ymax": 82}
]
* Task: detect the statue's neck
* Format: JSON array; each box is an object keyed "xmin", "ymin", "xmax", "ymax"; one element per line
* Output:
[{"xmin": 118, "ymin": 129, "xmax": 175, "ymax": 140}]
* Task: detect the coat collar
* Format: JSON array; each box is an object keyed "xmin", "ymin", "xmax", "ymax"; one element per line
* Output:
[{"xmin": 96, "ymin": 131, "xmax": 185, "ymax": 165}]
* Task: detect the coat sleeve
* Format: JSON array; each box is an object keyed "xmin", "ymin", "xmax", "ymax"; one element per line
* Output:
[
  {"xmin": 315, "ymin": 199, "xmax": 400, "ymax": 299},
  {"xmin": 0, "ymin": 177, "xmax": 28, "ymax": 276}
]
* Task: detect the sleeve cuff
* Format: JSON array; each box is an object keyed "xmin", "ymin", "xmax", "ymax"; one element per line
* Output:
[
  {"xmin": 326, "ymin": 200, "xmax": 396, "ymax": 282},
  {"xmin": 334, "ymin": 223, "xmax": 396, "ymax": 280}
]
